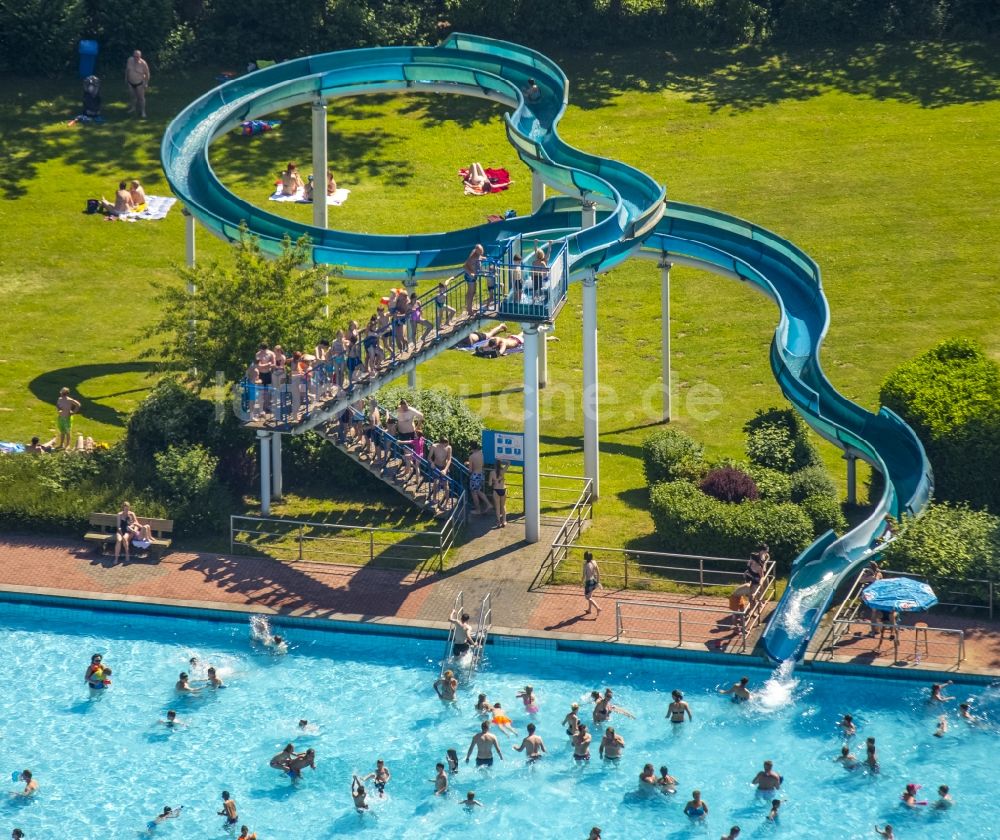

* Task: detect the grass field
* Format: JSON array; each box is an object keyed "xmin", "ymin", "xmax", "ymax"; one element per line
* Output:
[{"xmin": 0, "ymin": 41, "xmax": 997, "ymax": 552}]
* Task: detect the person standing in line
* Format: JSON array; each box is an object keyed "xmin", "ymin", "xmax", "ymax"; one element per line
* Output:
[
  {"xmin": 56, "ymin": 387, "xmax": 81, "ymax": 450},
  {"xmin": 463, "ymin": 245, "xmax": 485, "ymax": 315},
  {"xmin": 583, "ymin": 551, "xmax": 601, "ymax": 616},
  {"xmin": 466, "ymin": 443, "xmax": 491, "ymax": 515},
  {"xmin": 488, "ymin": 460, "xmax": 508, "ymax": 528},
  {"xmin": 125, "ymin": 50, "xmax": 150, "ymax": 118}
]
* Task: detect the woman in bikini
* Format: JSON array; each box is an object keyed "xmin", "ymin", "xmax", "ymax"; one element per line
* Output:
[
  {"xmin": 583, "ymin": 551, "xmax": 601, "ymax": 615},
  {"xmin": 667, "ymin": 690, "xmax": 692, "ymax": 723},
  {"xmin": 363, "ymin": 316, "xmax": 382, "ymax": 374},
  {"xmin": 280, "ymin": 162, "xmax": 303, "ymax": 196},
  {"xmin": 562, "ymin": 703, "xmax": 581, "ymax": 738},
  {"xmin": 489, "ymin": 461, "xmax": 508, "ymax": 529}
]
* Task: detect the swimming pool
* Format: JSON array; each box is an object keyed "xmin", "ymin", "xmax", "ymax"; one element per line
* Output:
[{"xmin": 1, "ymin": 596, "xmax": 996, "ymax": 840}]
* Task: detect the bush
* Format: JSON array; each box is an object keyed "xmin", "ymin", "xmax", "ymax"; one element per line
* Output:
[
  {"xmin": 376, "ymin": 386, "xmax": 483, "ymax": 462},
  {"xmin": 789, "ymin": 464, "xmax": 838, "ymax": 503},
  {"xmin": 881, "ymin": 338, "xmax": 1000, "ymax": 513},
  {"xmin": 641, "ymin": 428, "xmax": 705, "ymax": 486},
  {"xmin": 747, "ymin": 465, "xmax": 793, "ymax": 502},
  {"xmin": 884, "ymin": 502, "xmax": 1000, "ymax": 581},
  {"xmin": 649, "ymin": 480, "xmax": 813, "ymax": 570},
  {"xmin": 153, "ymin": 444, "xmax": 231, "ymax": 536},
  {"xmin": 699, "ymin": 466, "xmax": 760, "ymax": 503},
  {"xmin": 85, "ymin": 0, "xmax": 175, "ymax": 69},
  {"xmin": 283, "ymin": 431, "xmax": 372, "ymax": 492},
  {"xmin": 744, "ymin": 407, "xmax": 822, "ymax": 473},
  {"xmin": 0, "ymin": 0, "xmax": 85, "ymax": 74},
  {"xmin": 799, "ymin": 493, "xmax": 848, "ymax": 535}
]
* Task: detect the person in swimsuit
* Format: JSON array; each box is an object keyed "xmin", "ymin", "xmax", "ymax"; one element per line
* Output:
[
  {"xmin": 489, "ymin": 460, "xmax": 508, "ymax": 528},
  {"xmin": 449, "ymin": 608, "xmax": 474, "ymax": 658},
  {"xmin": 481, "ymin": 334, "xmax": 525, "ymax": 356},
  {"xmin": 463, "ymin": 244, "xmax": 485, "ymax": 315},
  {"xmin": 684, "ymin": 790, "xmax": 708, "ymax": 818},
  {"xmin": 460, "ymin": 323, "xmax": 507, "ymax": 348},
  {"xmin": 129, "ymin": 179, "xmax": 147, "ymax": 209},
  {"xmin": 15, "ymin": 771, "xmax": 37, "ymax": 797},
  {"xmin": 364, "ymin": 759, "xmax": 389, "ymax": 795},
  {"xmin": 720, "ymin": 677, "xmax": 751, "ymax": 702},
  {"xmin": 462, "ymin": 791, "xmax": 484, "ymax": 809},
  {"xmin": 160, "ymin": 710, "xmax": 185, "ymax": 728},
  {"xmin": 594, "ymin": 688, "xmax": 635, "ymax": 722},
  {"xmin": 875, "ymin": 825, "xmax": 895, "ymax": 839},
  {"xmin": 513, "ymin": 722, "xmax": 546, "ymax": 761},
  {"xmin": 85, "ymin": 653, "xmax": 108, "ymax": 689},
  {"xmin": 351, "ymin": 775, "xmax": 369, "ymax": 811},
  {"xmin": 588, "ymin": 829, "xmax": 602, "ymax": 840},
  {"xmin": 657, "ymin": 765, "xmax": 678, "ymax": 793},
  {"xmin": 475, "ymin": 693, "xmax": 493, "ymax": 715},
  {"xmin": 583, "ymin": 552, "xmax": 601, "ymax": 615},
  {"xmin": 562, "ymin": 703, "xmax": 581, "ymax": 738},
  {"xmin": 836, "ymin": 745, "xmax": 858, "ymax": 769},
  {"xmin": 114, "ymin": 501, "xmax": 138, "ymax": 562},
  {"xmin": 345, "ymin": 322, "xmax": 362, "ymax": 384},
  {"xmin": 838, "ymin": 713, "xmax": 856, "ymax": 737},
  {"xmin": 464, "ymin": 162, "xmax": 490, "ymax": 192},
  {"xmin": 865, "ymin": 737, "xmax": 879, "ymax": 771},
  {"xmin": 280, "ymin": 162, "xmax": 304, "ymax": 196},
  {"xmin": 429, "ymin": 436, "xmax": 453, "ymax": 510},
  {"xmin": 466, "ymin": 443, "xmax": 490, "ymax": 515},
  {"xmin": 391, "ymin": 293, "xmax": 410, "ymax": 355},
  {"xmin": 218, "ymin": 791, "xmax": 238, "ymax": 826},
  {"xmin": 930, "ymin": 681, "xmax": 954, "ymax": 703},
  {"xmin": 491, "ymin": 702, "xmax": 517, "ymax": 736},
  {"xmin": 572, "ymin": 723, "xmax": 592, "ymax": 762},
  {"xmin": 237, "ymin": 826, "xmax": 256, "ymax": 840},
  {"xmin": 55, "ymin": 386, "xmax": 81, "ymax": 450},
  {"xmin": 151, "ymin": 805, "xmax": 183, "ymax": 825},
  {"xmin": 466, "ymin": 721, "xmax": 503, "ymax": 766},
  {"xmin": 668, "ymin": 690, "xmax": 692, "ymax": 723},
  {"xmin": 432, "ymin": 763, "xmax": 449, "ymax": 795},
  {"xmin": 363, "ymin": 316, "xmax": 382, "ymax": 374},
  {"xmin": 751, "ymin": 761, "xmax": 782, "ymax": 792},
  {"xmin": 269, "ymin": 744, "xmax": 295, "ymax": 770},
  {"xmin": 638, "ymin": 763, "xmax": 658, "ymax": 793},
  {"xmin": 720, "ymin": 827, "xmax": 741, "ymax": 840},
  {"xmin": 598, "ymin": 727, "xmax": 624, "ymax": 761},
  {"xmin": 435, "ymin": 281, "xmax": 457, "ymax": 332},
  {"xmin": 408, "ymin": 293, "xmax": 433, "ymax": 345},
  {"xmin": 935, "ymin": 785, "xmax": 953, "ymax": 809},
  {"xmin": 125, "ymin": 50, "xmax": 150, "ymax": 117},
  {"xmin": 767, "ymin": 799, "xmax": 782, "ymax": 821},
  {"xmin": 901, "ymin": 783, "xmax": 928, "ymax": 807},
  {"xmin": 395, "ymin": 399, "xmax": 424, "ymax": 444},
  {"xmin": 434, "ymin": 670, "xmax": 458, "ymax": 702},
  {"xmin": 401, "ymin": 422, "xmax": 426, "ymax": 485},
  {"xmin": 517, "ymin": 685, "xmax": 538, "ymax": 713},
  {"xmin": 529, "ymin": 242, "xmax": 552, "ymax": 302}
]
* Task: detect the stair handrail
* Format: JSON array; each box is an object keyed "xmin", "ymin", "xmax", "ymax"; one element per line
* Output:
[
  {"xmin": 469, "ymin": 591, "xmax": 492, "ymax": 676},
  {"xmin": 441, "ymin": 590, "xmax": 464, "ymax": 677}
]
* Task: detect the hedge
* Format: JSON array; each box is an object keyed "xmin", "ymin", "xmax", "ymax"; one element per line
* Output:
[
  {"xmin": 641, "ymin": 428, "xmax": 705, "ymax": 486},
  {"xmin": 744, "ymin": 407, "xmax": 822, "ymax": 473},
  {"xmin": 880, "ymin": 338, "xmax": 1000, "ymax": 513},
  {"xmin": 376, "ymin": 385, "xmax": 484, "ymax": 462},
  {"xmin": 799, "ymin": 493, "xmax": 848, "ymax": 535},
  {"xmin": 649, "ymin": 480, "xmax": 814, "ymax": 570},
  {"xmin": 884, "ymin": 502, "xmax": 1000, "ymax": 581}
]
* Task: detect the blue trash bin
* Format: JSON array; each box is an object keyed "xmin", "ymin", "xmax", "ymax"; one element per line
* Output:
[{"xmin": 78, "ymin": 40, "xmax": 98, "ymax": 78}]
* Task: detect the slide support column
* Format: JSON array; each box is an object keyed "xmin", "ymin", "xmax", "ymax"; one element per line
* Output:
[
  {"xmin": 582, "ymin": 269, "xmax": 600, "ymax": 500},
  {"xmin": 531, "ymin": 171, "xmax": 545, "ymax": 212},
  {"xmin": 523, "ymin": 325, "xmax": 541, "ymax": 543},
  {"xmin": 271, "ymin": 433, "xmax": 283, "ymax": 501},
  {"xmin": 258, "ymin": 431, "xmax": 272, "ymax": 515},
  {"xmin": 581, "ymin": 200, "xmax": 596, "ymax": 230},
  {"xmin": 845, "ymin": 452, "xmax": 858, "ymax": 506},
  {"xmin": 183, "ymin": 207, "xmax": 196, "ymax": 268},
  {"xmin": 659, "ymin": 258, "xmax": 672, "ymax": 421},
  {"xmin": 405, "ymin": 273, "xmax": 417, "ymax": 388},
  {"xmin": 537, "ymin": 323, "xmax": 548, "ymax": 388},
  {"xmin": 312, "ymin": 99, "xmax": 328, "ymax": 230}
]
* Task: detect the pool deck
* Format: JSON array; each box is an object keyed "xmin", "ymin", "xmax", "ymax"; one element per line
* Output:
[{"xmin": 1, "ymin": 526, "xmax": 998, "ymax": 677}]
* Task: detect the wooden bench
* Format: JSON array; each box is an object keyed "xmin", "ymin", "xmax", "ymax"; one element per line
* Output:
[{"xmin": 83, "ymin": 513, "xmax": 174, "ymax": 559}]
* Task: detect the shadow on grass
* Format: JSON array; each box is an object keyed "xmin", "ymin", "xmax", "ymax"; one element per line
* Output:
[
  {"xmin": 559, "ymin": 40, "xmax": 1000, "ymax": 114},
  {"xmin": 28, "ymin": 361, "xmax": 158, "ymax": 428}
]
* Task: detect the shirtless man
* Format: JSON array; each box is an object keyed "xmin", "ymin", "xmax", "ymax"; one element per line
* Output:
[
  {"xmin": 100, "ymin": 180, "xmax": 135, "ymax": 216},
  {"xmin": 287, "ymin": 748, "xmax": 316, "ymax": 779},
  {"xmin": 598, "ymin": 727, "xmax": 624, "ymax": 761},
  {"xmin": 460, "ymin": 323, "xmax": 507, "ymax": 347},
  {"xmin": 428, "ymin": 436, "xmax": 453, "ymax": 508},
  {"xmin": 667, "ymin": 690, "xmax": 692, "ymax": 723},
  {"xmin": 364, "ymin": 759, "xmax": 390, "ymax": 795},
  {"xmin": 930, "ymin": 681, "xmax": 954, "ymax": 703},
  {"xmin": 466, "ymin": 443, "xmax": 490, "ymax": 515},
  {"xmin": 15, "ymin": 770, "xmax": 37, "ymax": 797},
  {"xmin": 751, "ymin": 760, "xmax": 782, "ymax": 792},
  {"xmin": 835, "ymin": 745, "xmax": 858, "ymax": 769},
  {"xmin": 463, "ymin": 244, "xmax": 485, "ymax": 315},
  {"xmin": 351, "ymin": 776, "xmax": 368, "ymax": 810},
  {"xmin": 269, "ymin": 744, "xmax": 295, "ymax": 770},
  {"xmin": 572, "ymin": 723, "xmax": 592, "ymax": 762},
  {"xmin": 217, "ymin": 791, "xmax": 238, "ymax": 827},
  {"xmin": 56, "ymin": 387, "xmax": 81, "ymax": 450},
  {"xmin": 483, "ymin": 334, "xmax": 525, "ymax": 356},
  {"xmin": 838, "ymin": 713, "xmax": 857, "ymax": 737},
  {"xmin": 434, "ymin": 669, "xmax": 458, "ymax": 701},
  {"xmin": 175, "ymin": 672, "xmax": 199, "ymax": 693},
  {"xmin": 449, "ymin": 608, "xmax": 474, "ymax": 658},
  {"xmin": 254, "ymin": 344, "xmax": 276, "ymax": 413},
  {"xmin": 125, "ymin": 50, "xmax": 151, "ymax": 117},
  {"xmin": 720, "ymin": 677, "xmax": 751, "ymax": 702},
  {"xmin": 433, "ymin": 762, "xmax": 449, "ymax": 795},
  {"xmin": 466, "ymin": 721, "xmax": 503, "ymax": 767},
  {"xmin": 512, "ymin": 722, "xmax": 546, "ymax": 761},
  {"xmin": 395, "ymin": 399, "xmax": 424, "ymax": 444},
  {"xmin": 638, "ymin": 763, "xmax": 658, "ymax": 793},
  {"xmin": 205, "ymin": 667, "xmax": 224, "ymax": 689}
]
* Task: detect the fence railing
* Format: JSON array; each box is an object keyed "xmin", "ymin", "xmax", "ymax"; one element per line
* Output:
[
  {"xmin": 825, "ymin": 617, "xmax": 966, "ymax": 669},
  {"xmin": 494, "ymin": 237, "xmax": 570, "ymax": 322},
  {"xmin": 615, "ymin": 600, "xmax": 749, "ymax": 651},
  {"xmin": 879, "ymin": 568, "xmax": 996, "ymax": 620},
  {"xmin": 230, "ymin": 509, "xmax": 460, "ymax": 571}
]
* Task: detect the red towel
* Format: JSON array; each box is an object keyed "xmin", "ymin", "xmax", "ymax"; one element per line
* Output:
[{"xmin": 459, "ymin": 167, "xmax": 512, "ymax": 195}]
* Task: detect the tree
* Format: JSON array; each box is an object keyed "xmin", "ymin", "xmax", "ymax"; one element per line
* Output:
[{"xmin": 142, "ymin": 230, "xmax": 348, "ymax": 388}]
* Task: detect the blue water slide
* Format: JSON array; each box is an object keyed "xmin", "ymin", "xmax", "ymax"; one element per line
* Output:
[{"xmin": 161, "ymin": 35, "xmax": 931, "ymax": 662}]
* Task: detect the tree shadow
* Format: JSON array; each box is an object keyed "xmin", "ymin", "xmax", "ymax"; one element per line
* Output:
[
  {"xmin": 397, "ymin": 92, "xmax": 507, "ymax": 129},
  {"xmin": 28, "ymin": 361, "xmax": 159, "ymax": 428}
]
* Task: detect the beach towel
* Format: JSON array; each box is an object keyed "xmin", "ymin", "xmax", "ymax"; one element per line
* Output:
[
  {"xmin": 459, "ymin": 167, "xmax": 512, "ymax": 195},
  {"xmin": 268, "ymin": 187, "xmax": 351, "ymax": 206},
  {"xmin": 112, "ymin": 196, "xmax": 177, "ymax": 222},
  {"xmin": 0, "ymin": 442, "xmax": 25, "ymax": 455},
  {"xmin": 238, "ymin": 119, "xmax": 281, "ymax": 136}
]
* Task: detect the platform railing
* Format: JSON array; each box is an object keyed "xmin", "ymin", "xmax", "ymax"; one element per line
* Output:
[
  {"xmin": 614, "ymin": 600, "xmax": 748, "ymax": 651},
  {"xmin": 825, "ymin": 618, "xmax": 966, "ymax": 669},
  {"xmin": 493, "ymin": 237, "xmax": 569, "ymax": 322}
]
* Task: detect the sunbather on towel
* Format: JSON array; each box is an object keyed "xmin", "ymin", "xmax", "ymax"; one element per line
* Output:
[
  {"xmin": 129, "ymin": 179, "xmax": 147, "ymax": 210},
  {"xmin": 483, "ymin": 334, "xmax": 524, "ymax": 356},
  {"xmin": 464, "ymin": 162, "xmax": 491, "ymax": 193},
  {"xmin": 304, "ymin": 170, "xmax": 338, "ymax": 202},
  {"xmin": 280, "ymin": 161, "xmax": 304, "ymax": 196},
  {"xmin": 100, "ymin": 181, "xmax": 135, "ymax": 216},
  {"xmin": 458, "ymin": 323, "xmax": 507, "ymax": 347}
]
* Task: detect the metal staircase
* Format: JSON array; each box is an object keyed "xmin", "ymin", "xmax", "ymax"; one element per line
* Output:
[{"xmin": 440, "ymin": 590, "xmax": 493, "ymax": 679}]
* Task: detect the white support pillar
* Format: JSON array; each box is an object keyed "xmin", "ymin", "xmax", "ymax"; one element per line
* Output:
[
  {"xmin": 258, "ymin": 431, "xmax": 272, "ymax": 515},
  {"xmin": 581, "ymin": 200, "xmax": 596, "ymax": 230},
  {"xmin": 271, "ymin": 432, "xmax": 283, "ymax": 501},
  {"xmin": 183, "ymin": 208, "xmax": 196, "ymax": 269},
  {"xmin": 582, "ymin": 270, "xmax": 600, "ymax": 500},
  {"xmin": 845, "ymin": 452, "xmax": 858, "ymax": 506},
  {"xmin": 522, "ymin": 325, "xmax": 541, "ymax": 543},
  {"xmin": 537, "ymin": 324, "xmax": 548, "ymax": 388},
  {"xmin": 531, "ymin": 170, "xmax": 545, "ymax": 213},
  {"xmin": 659, "ymin": 259, "xmax": 672, "ymax": 421},
  {"xmin": 311, "ymin": 99, "xmax": 328, "ymax": 230},
  {"xmin": 405, "ymin": 274, "xmax": 418, "ymax": 388}
]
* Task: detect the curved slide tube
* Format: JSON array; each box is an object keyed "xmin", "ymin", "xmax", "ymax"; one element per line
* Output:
[{"xmin": 161, "ymin": 36, "xmax": 932, "ymax": 662}]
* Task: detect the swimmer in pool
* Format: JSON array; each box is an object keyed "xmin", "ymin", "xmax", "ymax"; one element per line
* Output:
[
  {"xmin": 516, "ymin": 685, "xmax": 538, "ymax": 713},
  {"xmin": 491, "ymin": 702, "xmax": 518, "ymax": 736},
  {"xmin": 175, "ymin": 672, "xmax": 199, "ymax": 694},
  {"xmin": 901, "ymin": 783, "xmax": 928, "ymax": 807},
  {"xmin": 839, "ymin": 714, "xmax": 856, "ymax": 737},
  {"xmin": 934, "ymin": 715, "xmax": 948, "ymax": 737},
  {"xmin": 85, "ymin": 653, "xmax": 108, "ymax": 688},
  {"xmin": 512, "ymin": 722, "xmax": 546, "ymax": 761},
  {"xmin": 265, "ymin": 634, "xmax": 288, "ymax": 653},
  {"xmin": 562, "ymin": 703, "xmax": 581, "ymax": 737},
  {"xmin": 218, "ymin": 791, "xmax": 238, "ymax": 826},
  {"xmin": 475, "ymin": 693, "xmax": 493, "ymax": 715},
  {"xmin": 657, "ymin": 766, "xmax": 678, "ymax": 793},
  {"xmin": 667, "ymin": 690, "xmax": 692, "ymax": 723},
  {"xmin": 14, "ymin": 770, "xmax": 37, "ymax": 797},
  {"xmin": 364, "ymin": 759, "xmax": 390, "ymax": 795},
  {"xmin": 719, "ymin": 677, "xmax": 751, "ymax": 702},
  {"xmin": 269, "ymin": 744, "xmax": 295, "ymax": 770},
  {"xmin": 721, "ymin": 828, "xmax": 741, "ymax": 840},
  {"xmin": 593, "ymin": 688, "xmax": 635, "ymax": 723},
  {"xmin": 751, "ymin": 760, "xmax": 782, "ymax": 792},
  {"xmin": 298, "ymin": 719, "xmax": 319, "ymax": 733},
  {"xmin": 958, "ymin": 702, "xmax": 978, "ymax": 722},
  {"xmin": 572, "ymin": 724, "xmax": 592, "ymax": 762},
  {"xmin": 237, "ymin": 826, "xmax": 257, "ymax": 840},
  {"xmin": 934, "ymin": 785, "xmax": 953, "ymax": 809},
  {"xmin": 598, "ymin": 727, "xmax": 624, "ymax": 761},
  {"xmin": 684, "ymin": 789, "xmax": 708, "ymax": 818},
  {"xmin": 287, "ymin": 748, "xmax": 316, "ymax": 779},
  {"xmin": 433, "ymin": 762, "xmax": 449, "ymax": 795},
  {"xmin": 467, "ymin": 721, "xmax": 504, "ymax": 766},
  {"xmin": 639, "ymin": 763, "xmax": 658, "ymax": 793},
  {"xmin": 767, "ymin": 799, "xmax": 782, "ymax": 821},
  {"xmin": 836, "ymin": 745, "xmax": 858, "ymax": 769},
  {"xmin": 865, "ymin": 737, "xmax": 879, "ymax": 771},
  {"xmin": 351, "ymin": 775, "xmax": 369, "ymax": 811},
  {"xmin": 434, "ymin": 670, "xmax": 458, "ymax": 702},
  {"xmin": 159, "ymin": 710, "xmax": 186, "ymax": 728},
  {"xmin": 152, "ymin": 805, "xmax": 183, "ymax": 824},
  {"xmin": 930, "ymin": 681, "xmax": 954, "ymax": 703},
  {"xmin": 462, "ymin": 790, "xmax": 483, "ymax": 809},
  {"xmin": 875, "ymin": 824, "xmax": 895, "ymax": 839},
  {"xmin": 204, "ymin": 667, "xmax": 225, "ymax": 689}
]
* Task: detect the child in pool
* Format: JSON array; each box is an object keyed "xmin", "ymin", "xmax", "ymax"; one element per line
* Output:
[
  {"xmin": 516, "ymin": 685, "xmax": 538, "ymax": 713},
  {"xmin": 491, "ymin": 702, "xmax": 518, "ymax": 736}
]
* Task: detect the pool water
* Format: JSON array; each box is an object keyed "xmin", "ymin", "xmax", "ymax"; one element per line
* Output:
[{"xmin": 1, "ymin": 600, "xmax": 997, "ymax": 840}]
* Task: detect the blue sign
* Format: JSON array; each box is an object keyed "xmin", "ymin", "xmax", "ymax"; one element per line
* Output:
[{"xmin": 482, "ymin": 429, "xmax": 525, "ymax": 467}]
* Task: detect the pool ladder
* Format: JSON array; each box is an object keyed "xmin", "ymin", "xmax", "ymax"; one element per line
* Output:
[{"xmin": 441, "ymin": 590, "xmax": 493, "ymax": 679}]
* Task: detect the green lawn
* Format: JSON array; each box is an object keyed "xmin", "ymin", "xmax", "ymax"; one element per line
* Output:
[{"xmin": 1, "ymin": 41, "xmax": 997, "ymax": 552}]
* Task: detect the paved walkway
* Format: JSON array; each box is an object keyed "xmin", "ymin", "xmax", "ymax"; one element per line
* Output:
[{"xmin": 1, "ymin": 529, "xmax": 997, "ymax": 674}]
